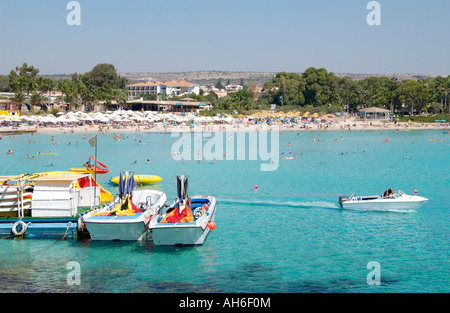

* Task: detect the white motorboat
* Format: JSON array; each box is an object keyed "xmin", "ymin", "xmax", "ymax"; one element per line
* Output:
[
  {"xmin": 82, "ymin": 172, "xmax": 167, "ymax": 241},
  {"xmin": 149, "ymin": 176, "xmax": 217, "ymax": 246},
  {"xmin": 339, "ymin": 190, "xmax": 428, "ymax": 211}
]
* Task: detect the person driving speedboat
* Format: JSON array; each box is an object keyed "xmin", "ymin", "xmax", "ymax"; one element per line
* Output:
[{"xmin": 383, "ymin": 188, "xmax": 394, "ymax": 198}]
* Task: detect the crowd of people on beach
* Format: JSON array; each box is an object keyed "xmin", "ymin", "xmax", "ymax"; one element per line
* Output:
[{"xmin": 1, "ymin": 109, "xmax": 448, "ymax": 135}]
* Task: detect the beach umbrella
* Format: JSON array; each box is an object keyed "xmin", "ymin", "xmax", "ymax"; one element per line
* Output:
[
  {"xmin": 67, "ymin": 116, "xmax": 79, "ymax": 123},
  {"xmin": 40, "ymin": 116, "xmax": 57, "ymax": 123}
]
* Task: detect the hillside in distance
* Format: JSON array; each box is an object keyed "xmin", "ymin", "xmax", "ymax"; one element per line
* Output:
[
  {"xmin": 120, "ymin": 71, "xmax": 277, "ymax": 87},
  {"xmin": 120, "ymin": 71, "xmax": 432, "ymax": 87},
  {"xmin": 36, "ymin": 71, "xmax": 433, "ymax": 86}
]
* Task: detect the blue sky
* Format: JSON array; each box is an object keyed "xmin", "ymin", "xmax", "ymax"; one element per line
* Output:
[{"xmin": 0, "ymin": 0, "xmax": 449, "ymax": 75}]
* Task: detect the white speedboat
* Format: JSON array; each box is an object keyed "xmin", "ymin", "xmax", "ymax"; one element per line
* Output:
[
  {"xmin": 82, "ymin": 173, "xmax": 167, "ymax": 241},
  {"xmin": 339, "ymin": 190, "xmax": 428, "ymax": 211},
  {"xmin": 149, "ymin": 176, "xmax": 217, "ymax": 246}
]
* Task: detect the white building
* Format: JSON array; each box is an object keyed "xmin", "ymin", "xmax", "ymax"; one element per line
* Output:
[
  {"xmin": 200, "ymin": 86, "xmax": 228, "ymax": 98},
  {"xmin": 127, "ymin": 80, "xmax": 200, "ymax": 99},
  {"xmin": 225, "ymin": 84, "xmax": 243, "ymax": 92}
]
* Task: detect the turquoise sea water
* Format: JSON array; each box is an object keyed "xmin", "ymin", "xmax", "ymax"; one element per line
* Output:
[{"xmin": 0, "ymin": 128, "xmax": 448, "ymax": 293}]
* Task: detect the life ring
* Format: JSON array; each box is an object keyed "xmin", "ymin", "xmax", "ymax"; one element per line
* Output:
[{"xmin": 12, "ymin": 221, "xmax": 28, "ymax": 236}]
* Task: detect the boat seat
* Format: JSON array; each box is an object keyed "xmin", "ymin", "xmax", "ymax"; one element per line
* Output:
[
  {"xmin": 190, "ymin": 203, "xmax": 204, "ymax": 210},
  {"xmin": 191, "ymin": 198, "xmax": 209, "ymax": 204}
]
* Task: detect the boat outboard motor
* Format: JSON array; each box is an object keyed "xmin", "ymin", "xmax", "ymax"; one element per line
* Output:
[
  {"xmin": 176, "ymin": 175, "xmax": 189, "ymax": 202},
  {"xmin": 339, "ymin": 196, "xmax": 349, "ymax": 207}
]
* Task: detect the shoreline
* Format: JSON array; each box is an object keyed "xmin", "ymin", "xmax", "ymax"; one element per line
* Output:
[{"xmin": 0, "ymin": 120, "xmax": 448, "ymax": 135}]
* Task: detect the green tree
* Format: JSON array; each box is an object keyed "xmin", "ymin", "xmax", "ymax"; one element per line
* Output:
[
  {"xmin": 0, "ymin": 76, "xmax": 11, "ymax": 92},
  {"xmin": 426, "ymin": 76, "xmax": 449, "ymax": 113},
  {"xmin": 29, "ymin": 92, "xmax": 46, "ymax": 111},
  {"xmin": 261, "ymin": 72, "xmax": 306, "ymax": 107},
  {"xmin": 337, "ymin": 76, "xmax": 359, "ymax": 113},
  {"xmin": 82, "ymin": 63, "xmax": 127, "ymax": 93},
  {"xmin": 302, "ymin": 67, "xmax": 339, "ymax": 106},
  {"xmin": 57, "ymin": 79, "xmax": 74, "ymax": 111},
  {"xmin": 215, "ymin": 78, "xmax": 224, "ymax": 90},
  {"xmin": 205, "ymin": 91, "xmax": 218, "ymax": 104},
  {"xmin": 395, "ymin": 80, "xmax": 429, "ymax": 115},
  {"xmin": 215, "ymin": 89, "xmax": 255, "ymax": 110},
  {"xmin": 359, "ymin": 76, "xmax": 398, "ymax": 113},
  {"xmin": 11, "ymin": 92, "xmax": 26, "ymax": 112},
  {"xmin": 111, "ymin": 88, "xmax": 128, "ymax": 109},
  {"xmin": 8, "ymin": 63, "xmax": 39, "ymax": 95}
]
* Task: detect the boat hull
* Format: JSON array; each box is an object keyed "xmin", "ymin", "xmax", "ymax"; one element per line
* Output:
[
  {"xmin": 83, "ymin": 218, "xmax": 149, "ymax": 241},
  {"xmin": 341, "ymin": 195, "xmax": 428, "ymax": 211},
  {"xmin": 82, "ymin": 190, "xmax": 167, "ymax": 241},
  {"xmin": 150, "ymin": 219, "xmax": 214, "ymax": 246}
]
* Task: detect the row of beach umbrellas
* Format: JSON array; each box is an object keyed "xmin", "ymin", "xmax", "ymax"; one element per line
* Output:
[
  {"xmin": 251, "ymin": 111, "xmax": 336, "ymax": 119},
  {"xmin": 0, "ymin": 110, "xmax": 236, "ymax": 125}
]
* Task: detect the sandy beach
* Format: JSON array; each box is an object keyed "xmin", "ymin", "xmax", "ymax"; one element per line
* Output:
[{"xmin": 0, "ymin": 116, "xmax": 447, "ymax": 135}]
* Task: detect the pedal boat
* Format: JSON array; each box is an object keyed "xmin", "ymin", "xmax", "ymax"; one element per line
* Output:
[
  {"xmin": 82, "ymin": 189, "xmax": 167, "ymax": 240},
  {"xmin": 149, "ymin": 176, "xmax": 216, "ymax": 246}
]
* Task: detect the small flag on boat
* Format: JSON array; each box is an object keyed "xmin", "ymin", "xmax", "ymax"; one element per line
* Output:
[{"xmin": 88, "ymin": 135, "xmax": 97, "ymax": 148}]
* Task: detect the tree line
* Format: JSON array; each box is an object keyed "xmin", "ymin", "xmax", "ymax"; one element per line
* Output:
[
  {"xmin": 212, "ymin": 68, "xmax": 450, "ymax": 115},
  {"xmin": 2, "ymin": 63, "xmax": 449, "ymax": 115},
  {"xmin": 4, "ymin": 63, "xmax": 127, "ymax": 113}
]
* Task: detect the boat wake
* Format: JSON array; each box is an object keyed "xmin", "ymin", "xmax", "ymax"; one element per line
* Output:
[{"xmin": 218, "ymin": 198, "xmax": 339, "ymax": 210}]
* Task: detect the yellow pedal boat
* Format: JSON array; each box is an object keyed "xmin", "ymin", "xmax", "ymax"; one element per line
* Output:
[{"xmin": 110, "ymin": 175, "xmax": 162, "ymax": 185}]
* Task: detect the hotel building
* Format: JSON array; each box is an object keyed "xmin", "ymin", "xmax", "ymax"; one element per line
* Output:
[{"xmin": 126, "ymin": 80, "xmax": 200, "ymax": 99}]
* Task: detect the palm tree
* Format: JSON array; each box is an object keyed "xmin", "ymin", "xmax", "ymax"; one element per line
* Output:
[
  {"xmin": 111, "ymin": 88, "xmax": 128, "ymax": 110},
  {"xmin": 11, "ymin": 92, "xmax": 26, "ymax": 113},
  {"xmin": 43, "ymin": 78, "xmax": 55, "ymax": 108},
  {"xmin": 29, "ymin": 92, "xmax": 46, "ymax": 111},
  {"xmin": 57, "ymin": 79, "xmax": 73, "ymax": 111}
]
